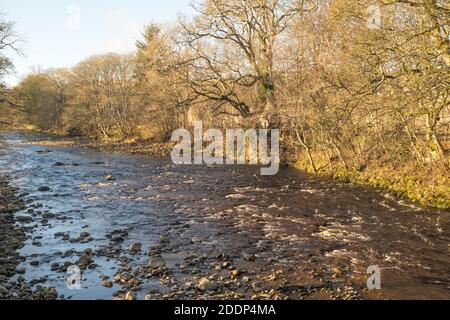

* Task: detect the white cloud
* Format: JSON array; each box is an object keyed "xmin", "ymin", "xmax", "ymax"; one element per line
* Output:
[{"xmin": 104, "ymin": 9, "xmax": 142, "ymax": 53}]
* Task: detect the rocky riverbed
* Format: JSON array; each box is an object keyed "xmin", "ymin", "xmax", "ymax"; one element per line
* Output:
[
  {"xmin": 0, "ymin": 131, "xmax": 449, "ymax": 300},
  {"xmin": 0, "ymin": 175, "xmax": 58, "ymax": 300}
]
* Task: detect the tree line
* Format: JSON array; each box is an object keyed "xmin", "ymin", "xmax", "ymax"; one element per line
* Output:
[{"xmin": 1, "ymin": 0, "xmax": 449, "ymax": 206}]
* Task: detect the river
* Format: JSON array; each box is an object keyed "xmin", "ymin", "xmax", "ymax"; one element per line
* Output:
[{"xmin": 0, "ymin": 131, "xmax": 448, "ymax": 300}]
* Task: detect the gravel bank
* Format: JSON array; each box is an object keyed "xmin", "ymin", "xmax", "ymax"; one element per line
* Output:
[{"xmin": 0, "ymin": 175, "xmax": 58, "ymax": 300}]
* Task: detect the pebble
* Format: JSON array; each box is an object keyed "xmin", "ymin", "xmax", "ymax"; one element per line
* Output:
[
  {"xmin": 76, "ymin": 254, "xmax": 92, "ymax": 270},
  {"xmin": 125, "ymin": 292, "xmax": 136, "ymax": 300},
  {"xmin": 129, "ymin": 243, "xmax": 142, "ymax": 254},
  {"xmin": 197, "ymin": 277, "xmax": 218, "ymax": 292},
  {"xmin": 16, "ymin": 267, "xmax": 26, "ymax": 274},
  {"xmin": 111, "ymin": 236, "xmax": 124, "ymax": 243},
  {"xmin": 120, "ymin": 272, "xmax": 133, "ymax": 282},
  {"xmin": 148, "ymin": 257, "xmax": 166, "ymax": 269},
  {"xmin": 42, "ymin": 212, "xmax": 56, "ymax": 219},
  {"xmin": 51, "ymin": 263, "xmax": 60, "ymax": 271},
  {"xmin": 16, "ymin": 216, "xmax": 32, "ymax": 223},
  {"xmin": 144, "ymin": 294, "xmax": 152, "ymax": 301}
]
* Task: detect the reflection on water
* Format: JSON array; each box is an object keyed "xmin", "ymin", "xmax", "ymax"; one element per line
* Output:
[{"xmin": 0, "ymin": 131, "xmax": 449, "ymax": 300}]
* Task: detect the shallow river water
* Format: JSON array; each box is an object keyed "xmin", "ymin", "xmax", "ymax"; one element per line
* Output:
[{"xmin": 0, "ymin": 131, "xmax": 449, "ymax": 300}]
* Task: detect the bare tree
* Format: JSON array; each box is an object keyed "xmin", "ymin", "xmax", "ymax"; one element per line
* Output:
[
  {"xmin": 0, "ymin": 13, "xmax": 22, "ymax": 126},
  {"xmin": 175, "ymin": 0, "xmax": 318, "ymax": 127}
]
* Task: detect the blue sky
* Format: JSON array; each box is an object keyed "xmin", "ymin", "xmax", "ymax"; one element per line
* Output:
[{"xmin": 0, "ymin": 0, "xmax": 195, "ymax": 86}]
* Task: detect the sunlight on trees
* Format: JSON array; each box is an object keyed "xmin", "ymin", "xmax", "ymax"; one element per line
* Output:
[{"xmin": 1, "ymin": 0, "xmax": 449, "ymax": 206}]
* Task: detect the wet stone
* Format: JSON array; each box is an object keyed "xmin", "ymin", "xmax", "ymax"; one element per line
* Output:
[
  {"xmin": 119, "ymin": 272, "xmax": 133, "ymax": 282},
  {"xmin": 42, "ymin": 212, "xmax": 56, "ymax": 219},
  {"xmin": 111, "ymin": 236, "xmax": 124, "ymax": 243},
  {"xmin": 69, "ymin": 237, "xmax": 81, "ymax": 243},
  {"xmin": 62, "ymin": 249, "xmax": 74, "ymax": 257},
  {"xmin": 125, "ymin": 292, "xmax": 136, "ymax": 300},
  {"xmin": 148, "ymin": 246, "xmax": 161, "ymax": 256},
  {"xmin": 197, "ymin": 277, "xmax": 218, "ymax": 292},
  {"xmin": 16, "ymin": 216, "xmax": 32, "ymax": 223},
  {"xmin": 148, "ymin": 257, "xmax": 166, "ymax": 269},
  {"xmin": 129, "ymin": 243, "xmax": 142, "ymax": 254},
  {"xmin": 16, "ymin": 267, "xmax": 26, "ymax": 274},
  {"xmin": 80, "ymin": 232, "xmax": 91, "ymax": 239},
  {"xmin": 76, "ymin": 254, "xmax": 92, "ymax": 270},
  {"xmin": 51, "ymin": 263, "xmax": 60, "ymax": 271}
]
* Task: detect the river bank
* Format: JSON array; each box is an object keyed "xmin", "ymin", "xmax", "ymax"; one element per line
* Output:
[
  {"xmin": 294, "ymin": 155, "xmax": 450, "ymax": 210},
  {"xmin": 20, "ymin": 131, "xmax": 174, "ymax": 158},
  {"xmin": 0, "ymin": 174, "xmax": 59, "ymax": 300}
]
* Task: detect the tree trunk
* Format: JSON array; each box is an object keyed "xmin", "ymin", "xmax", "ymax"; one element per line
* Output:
[
  {"xmin": 296, "ymin": 129, "xmax": 318, "ymax": 172},
  {"xmin": 427, "ymin": 111, "xmax": 445, "ymax": 157}
]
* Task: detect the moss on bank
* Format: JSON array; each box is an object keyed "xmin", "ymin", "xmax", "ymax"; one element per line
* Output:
[{"xmin": 293, "ymin": 156, "xmax": 450, "ymax": 210}]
